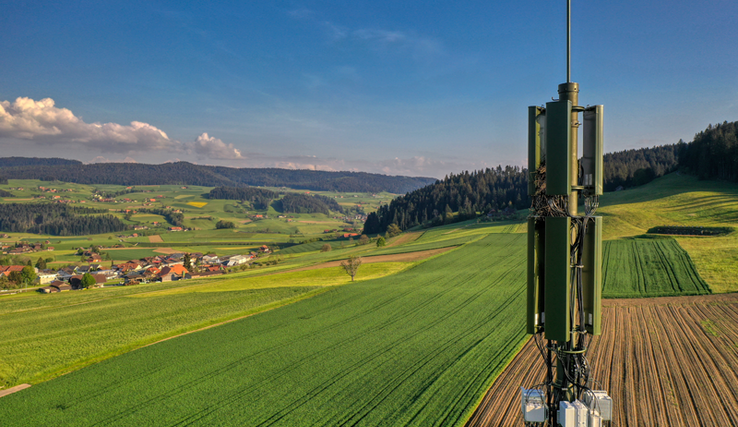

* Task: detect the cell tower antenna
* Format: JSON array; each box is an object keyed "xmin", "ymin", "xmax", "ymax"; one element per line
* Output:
[{"xmin": 521, "ymin": 1, "xmax": 611, "ymax": 425}]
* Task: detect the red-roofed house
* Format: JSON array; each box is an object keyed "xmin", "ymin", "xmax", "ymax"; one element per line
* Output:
[{"xmin": 159, "ymin": 264, "xmax": 189, "ymax": 282}]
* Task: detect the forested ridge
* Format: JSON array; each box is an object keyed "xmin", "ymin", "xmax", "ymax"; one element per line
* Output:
[
  {"xmin": 0, "ymin": 161, "xmax": 435, "ymax": 193},
  {"xmin": 207, "ymin": 187, "xmax": 277, "ymax": 210},
  {"xmin": 277, "ymin": 193, "xmax": 343, "ymax": 215},
  {"xmin": 0, "ymin": 203, "xmax": 129, "ymax": 235},
  {"xmin": 0, "ymin": 157, "xmax": 82, "ymax": 168},
  {"xmin": 364, "ymin": 120, "xmax": 738, "ymax": 234},
  {"xmin": 603, "ymin": 144, "xmax": 679, "ymax": 191},
  {"xmin": 363, "ymin": 166, "xmax": 528, "ymax": 234}
]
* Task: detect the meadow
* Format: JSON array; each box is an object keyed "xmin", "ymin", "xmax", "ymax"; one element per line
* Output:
[
  {"xmin": 0, "ymin": 233, "xmax": 529, "ymax": 427},
  {"xmin": 598, "ymin": 173, "xmax": 738, "ymax": 292}
]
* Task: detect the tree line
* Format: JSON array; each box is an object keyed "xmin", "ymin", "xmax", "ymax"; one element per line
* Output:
[
  {"xmin": 0, "ymin": 203, "xmax": 129, "ymax": 235},
  {"xmin": 677, "ymin": 121, "xmax": 738, "ymax": 181},
  {"xmin": 137, "ymin": 208, "xmax": 185, "ymax": 227},
  {"xmin": 363, "ymin": 122, "xmax": 733, "ymax": 235},
  {"xmin": 603, "ymin": 144, "xmax": 679, "ymax": 191},
  {"xmin": 0, "ymin": 160, "xmax": 436, "ymax": 193},
  {"xmin": 277, "ymin": 193, "xmax": 343, "ymax": 215},
  {"xmin": 363, "ymin": 166, "xmax": 528, "ymax": 234},
  {"xmin": 207, "ymin": 187, "xmax": 277, "ymax": 210},
  {"xmin": 0, "ymin": 157, "xmax": 81, "ymax": 168}
]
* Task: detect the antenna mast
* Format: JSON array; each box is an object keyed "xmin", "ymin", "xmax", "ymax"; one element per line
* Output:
[
  {"xmin": 567, "ymin": 0, "xmax": 571, "ymax": 83},
  {"xmin": 522, "ymin": 1, "xmax": 611, "ymax": 425}
]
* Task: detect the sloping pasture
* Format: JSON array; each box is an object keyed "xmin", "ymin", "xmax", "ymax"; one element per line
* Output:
[{"xmin": 0, "ymin": 233, "xmax": 529, "ymax": 427}]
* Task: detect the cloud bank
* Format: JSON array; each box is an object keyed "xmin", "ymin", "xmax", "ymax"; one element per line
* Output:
[
  {"xmin": 0, "ymin": 97, "xmax": 174, "ymax": 153},
  {"xmin": 0, "ymin": 97, "xmax": 240, "ymax": 163}
]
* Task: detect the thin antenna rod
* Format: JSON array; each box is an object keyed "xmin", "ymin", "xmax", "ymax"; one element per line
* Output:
[{"xmin": 567, "ymin": 0, "xmax": 571, "ymax": 82}]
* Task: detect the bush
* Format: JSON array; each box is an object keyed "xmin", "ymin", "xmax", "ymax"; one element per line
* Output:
[
  {"xmin": 376, "ymin": 237, "xmax": 386, "ymax": 247},
  {"xmin": 216, "ymin": 220, "xmax": 236, "ymax": 229},
  {"xmin": 386, "ymin": 224, "xmax": 402, "ymax": 238}
]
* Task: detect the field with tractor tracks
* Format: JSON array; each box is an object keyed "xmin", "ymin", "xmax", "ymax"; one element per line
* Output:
[{"xmin": 466, "ymin": 293, "xmax": 738, "ymax": 427}]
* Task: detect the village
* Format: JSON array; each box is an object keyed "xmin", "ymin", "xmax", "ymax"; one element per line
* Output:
[{"xmin": 0, "ymin": 245, "xmax": 272, "ymax": 294}]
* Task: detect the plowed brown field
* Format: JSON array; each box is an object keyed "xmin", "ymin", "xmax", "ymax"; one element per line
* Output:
[{"xmin": 467, "ymin": 294, "xmax": 738, "ymax": 427}]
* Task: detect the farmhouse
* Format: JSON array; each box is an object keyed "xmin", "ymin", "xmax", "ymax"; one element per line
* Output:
[
  {"xmin": 0, "ymin": 265, "xmax": 28, "ymax": 278},
  {"xmin": 225, "ymin": 255, "xmax": 250, "ymax": 267},
  {"xmin": 37, "ymin": 270, "xmax": 58, "ymax": 284},
  {"xmin": 159, "ymin": 264, "xmax": 189, "ymax": 282}
]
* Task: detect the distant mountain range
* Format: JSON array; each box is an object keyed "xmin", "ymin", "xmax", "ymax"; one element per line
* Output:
[{"xmin": 0, "ymin": 158, "xmax": 436, "ymax": 194}]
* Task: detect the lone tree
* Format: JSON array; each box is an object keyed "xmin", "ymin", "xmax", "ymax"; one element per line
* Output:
[
  {"xmin": 320, "ymin": 243, "xmax": 332, "ymax": 252},
  {"xmin": 81, "ymin": 273, "xmax": 96, "ymax": 289},
  {"xmin": 340, "ymin": 255, "xmax": 362, "ymax": 282},
  {"xmin": 376, "ymin": 236, "xmax": 386, "ymax": 247}
]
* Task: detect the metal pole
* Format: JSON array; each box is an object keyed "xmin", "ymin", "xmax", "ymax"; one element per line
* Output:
[{"xmin": 567, "ymin": 0, "xmax": 571, "ymax": 83}]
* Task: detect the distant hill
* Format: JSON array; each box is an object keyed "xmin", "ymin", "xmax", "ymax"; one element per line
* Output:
[
  {"xmin": 0, "ymin": 160, "xmax": 435, "ymax": 193},
  {"xmin": 0, "ymin": 157, "xmax": 82, "ymax": 167}
]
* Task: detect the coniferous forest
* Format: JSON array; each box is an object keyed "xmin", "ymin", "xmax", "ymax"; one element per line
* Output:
[
  {"xmin": 0, "ymin": 204, "xmax": 129, "ymax": 235},
  {"xmin": 364, "ymin": 120, "xmax": 738, "ymax": 234},
  {"xmin": 277, "ymin": 193, "xmax": 343, "ymax": 215},
  {"xmin": 207, "ymin": 187, "xmax": 278, "ymax": 210},
  {"xmin": 677, "ymin": 121, "xmax": 738, "ymax": 181},
  {"xmin": 363, "ymin": 166, "xmax": 528, "ymax": 234}
]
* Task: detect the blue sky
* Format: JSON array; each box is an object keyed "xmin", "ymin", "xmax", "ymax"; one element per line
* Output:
[{"xmin": 1, "ymin": 1, "xmax": 736, "ymax": 178}]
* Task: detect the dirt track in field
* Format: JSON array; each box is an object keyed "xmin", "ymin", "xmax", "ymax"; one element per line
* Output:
[
  {"xmin": 153, "ymin": 248, "xmax": 178, "ymax": 254},
  {"xmin": 148, "ymin": 235, "xmax": 164, "ymax": 243},
  {"xmin": 466, "ymin": 293, "xmax": 738, "ymax": 427},
  {"xmin": 387, "ymin": 231, "xmax": 423, "ymax": 247},
  {"xmin": 289, "ymin": 247, "xmax": 454, "ymax": 272}
]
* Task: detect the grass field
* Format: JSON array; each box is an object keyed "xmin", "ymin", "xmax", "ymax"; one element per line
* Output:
[
  {"xmin": 598, "ymin": 173, "xmax": 738, "ymax": 292},
  {"xmin": 0, "ymin": 259, "xmax": 411, "ymax": 389},
  {"xmin": 0, "ymin": 233, "xmax": 528, "ymax": 427},
  {"xmin": 602, "ymin": 237, "xmax": 711, "ymax": 298}
]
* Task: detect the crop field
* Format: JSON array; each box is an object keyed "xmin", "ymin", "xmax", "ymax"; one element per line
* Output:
[
  {"xmin": 466, "ymin": 293, "xmax": 738, "ymax": 427},
  {"xmin": 598, "ymin": 173, "xmax": 738, "ymax": 292},
  {"xmin": 0, "ymin": 258, "xmax": 411, "ymax": 388},
  {"xmin": 601, "ymin": 238, "xmax": 711, "ymax": 298},
  {"xmin": 0, "ymin": 285, "xmax": 325, "ymax": 388},
  {"xmin": 279, "ymin": 239, "xmax": 346, "ymax": 254},
  {"xmin": 0, "ymin": 233, "xmax": 529, "ymax": 426}
]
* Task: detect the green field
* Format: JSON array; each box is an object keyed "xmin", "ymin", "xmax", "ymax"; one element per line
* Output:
[
  {"xmin": 2, "ymin": 172, "xmax": 737, "ymax": 426},
  {"xmin": 602, "ymin": 237, "xmax": 711, "ymax": 298},
  {"xmin": 0, "ymin": 233, "xmax": 528, "ymax": 427},
  {"xmin": 598, "ymin": 173, "xmax": 738, "ymax": 292},
  {"xmin": 0, "ymin": 260, "xmax": 409, "ymax": 388}
]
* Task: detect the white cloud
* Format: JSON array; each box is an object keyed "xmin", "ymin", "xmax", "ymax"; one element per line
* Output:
[
  {"xmin": 191, "ymin": 133, "xmax": 243, "ymax": 160},
  {"xmin": 0, "ymin": 97, "xmax": 175, "ymax": 153},
  {"xmin": 352, "ymin": 29, "xmax": 443, "ymax": 58},
  {"xmin": 89, "ymin": 156, "xmax": 138, "ymax": 163}
]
